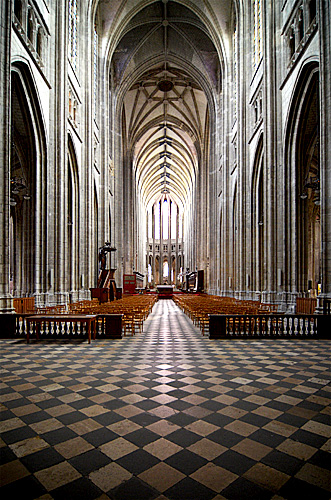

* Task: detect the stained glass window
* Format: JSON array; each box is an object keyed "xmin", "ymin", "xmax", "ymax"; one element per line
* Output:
[
  {"xmin": 253, "ymin": 0, "xmax": 262, "ymax": 69},
  {"xmin": 68, "ymin": 0, "xmax": 77, "ymax": 70}
]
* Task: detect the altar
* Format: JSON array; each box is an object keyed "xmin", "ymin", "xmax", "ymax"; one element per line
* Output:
[{"xmin": 157, "ymin": 285, "xmax": 174, "ymax": 299}]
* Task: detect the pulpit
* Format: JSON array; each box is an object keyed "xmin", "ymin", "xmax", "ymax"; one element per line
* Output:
[{"xmin": 90, "ymin": 243, "xmax": 117, "ymax": 303}]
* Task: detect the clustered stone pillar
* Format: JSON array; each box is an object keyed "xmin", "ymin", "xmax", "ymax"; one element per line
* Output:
[{"xmin": 0, "ymin": 0, "xmax": 13, "ymax": 312}]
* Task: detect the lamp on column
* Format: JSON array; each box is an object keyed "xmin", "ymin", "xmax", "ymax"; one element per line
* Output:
[
  {"xmin": 10, "ymin": 169, "xmax": 31, "ymax": 203},
  {"xmin": 300, "ymin": 176, "xmax": 320, "ymax": 204}
]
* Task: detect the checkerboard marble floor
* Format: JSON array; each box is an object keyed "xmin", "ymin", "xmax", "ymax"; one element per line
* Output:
[{"xmin": 1, "ymin": 299, "xmax": 330, "ymax": 499}]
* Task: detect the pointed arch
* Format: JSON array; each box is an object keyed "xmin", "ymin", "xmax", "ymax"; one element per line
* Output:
[
  {"xmin": 251, "ymin": 133, "xmax": 264, "ymax": 295},
  {"xmin": 10, "ymin": 61, "xmax": 47, "ymax": 302},
  {"xmin": 284, "ymin": 61, "xmax": 320, "ymax": 297},
  {"xmin": 67, "ymin": 134, "xmax": 80, "ymax": 293}
]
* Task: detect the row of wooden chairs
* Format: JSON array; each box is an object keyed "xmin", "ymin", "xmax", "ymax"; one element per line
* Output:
[
  {"xmin": 173, "ymin": 295, "xmax": 279, "ymax": 335},
  {"xmin": 19, "ymin": 294, "xmax": 157, "ymax": 337},
  {"xmin": 71, "ymin": 295, "xmax": 157, "ymax": 336}
]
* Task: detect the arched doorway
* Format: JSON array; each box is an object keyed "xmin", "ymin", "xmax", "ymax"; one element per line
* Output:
[{"xmin": 10, "ymin": 69, "xmax": 38, "ymax": 297}]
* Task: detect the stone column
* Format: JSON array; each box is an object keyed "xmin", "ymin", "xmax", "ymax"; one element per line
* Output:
[
  {"xmin": 317, "ymin": 0, "xmax": 331, "ymax": 310},
  {"xmin": 52, "ymin": 0, "xmax": 68, "ymax": 305},
  {"xmin": 262, "ymin": 0, "xmax": 278, "ymax": 304},
  {"xmin": 0, "ymin": 0, "xmax": 13, "ymax": 312}
]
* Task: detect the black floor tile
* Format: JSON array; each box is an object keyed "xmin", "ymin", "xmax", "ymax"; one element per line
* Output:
[
  {"xmin": 221, "ymin": 476, "xmax": 272, "ymax": 500},
  {"xmin": 69, "ymin": 399, "xmax": 95, "ymax": 410},
  {"xmin": 202, "ymin": 412, "xmax": 233, "ymax": 427},
  {"xmin": 52, "ymin": 477, "xmax": 103, "ymax": 500},
  {"xmin": 167, "ymin": 412, "xmax": 196, "ymax": 427},
  {"xmin": 279, "ymin": 477, "xmax": 331, "ymax": 500},
  {"xmin": 199, "ymin": 400, "xmax": 225, "ymax": 411},
  {"xmin": 165, "ymin": 477, "xmax": 215, "ymax": 500},
  {"xmin": 94, "ymin": 411, "xmax": 123, "ymax": 426},
  {"xmin": 264, "ymin": 401, "xmax": 293, "ymax": 412},
  {"xmin": 308, "ymin": 450, "xmax": 331, "ymax": 470},
  {"xmin": 135, "ymin": 400, "xmax": 160, "ymax": 411},
  {"xmin": 4, "ymin": 397, "xmax": 32, "ymax": 409},
  {"xmin": 290, "ymin": 429, "xmax": 328, "ymax": 448},
  {"xmin": 297, "ymin": 400, "xmax": 324, "ymax": 412},
  {"xmin": 249, "ymin": 428, "xmax": 286, "ymax": 447},
  {"xmin": 125, "ymin": 428, "xmax": 160, "ymax": 447},
  {"xmin": 276, "ymin": 412, "xmax": 307, "ymax": 427},
  {"xmin": 166, "ymin": 428, "xmax": 201, "ymax": 447},
  {"xmin": 1, "ymin": 426, "xmax": 37, "ymax": 445},
  {"xmin": 0, "ymin": 475, "xmax": 47, "ymax": 500},
  {"xmin": 196, "ymin": 389, "xmax": 222, "ymax": 399},
  {"xmin": 69, "ymin": 449, "xmax": 110, "ymax": 474},
  {"xmin": 213, "ymin": 449, "xmax": 256, "ymax": 474},
  {"xmin": 116, "ymin": 449, "xmax": 159, "ymax": 474},
  {"xmin": 42, "ymin": 427, "xmax": 78, "ymax": 445},
  {"xmin": 20, "ymin": 410, "xmax": 53, "ymax": 425},
  {"xmin": 109, "ymin": 476, "xmax": 159, "ymax": 500},
  {"xmin": 167, "ymin": 389, "xmax": 192, "ymax": 399},
  {"xmin": 105, "ymin": 389, "xmax": 131, "ymax": 399},
  {"xmin": 20, "ymin": 447, "xmax": 64, "ymax": 472},
  {"xmin": 233, "ymin": 400, "xmax": 259, "ymax": 411},
  {"xmin": 46, "ymin": 388, "xmax": 72, "ymax": 398},
  {"xmin": 239, "ymin": 412, "xmax": 269, "ymax": 427},
  {"xmin": 0, "ymin": 447, "xmax": 17, "ymax": 465},
  {"xmin": 83, "ymin": 428, "xmax": 118, "ymax": 447},
  {"xmin": 261, "ymin": 449, "xmax": 303, "ymax": 475},
  {"xmin": 167, "ymin": 400, "xmax": 192, "ymax": 411},
  {"xmin": 34, "ymin": 398, "xmax": 62, "ymax": 410},
  {"xmin": 208, "ymin": 428, "xmax": 243, "ymax": 448},
  {"xmin": 139, "ymin": 389, "xmax": 163, "ymax": 398},
  {"xmin": 57, "ymin": 411, "xmax": 88, "ymax": 425},
  {"xmin": 0, "ymin": 410, "xmax": 15, "ymax": 422},
  {"xmin": 77, "ymin": 388, "xmax": 103, "ymax": 398},
  {"xmin": 130, "ymin": 412, "xmax": 159, "ymax": 427},
  {"xmin": 102, "ymin": 399, "xmax": 126, "ymax": 410},
  {"xmin": 165, "ymin": 449, "xmax": 207, "ymax": 474},
  {"xmin": 167, "ymin": 380, "xmax": 188, "ymax": 389},
  {"xmin": 312, "ymin": 413, "xmax": 331, "ymax": 425}
]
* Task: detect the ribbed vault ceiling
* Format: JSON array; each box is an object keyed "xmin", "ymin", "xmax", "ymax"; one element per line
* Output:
[
  {"xmin": 123, "ymin": 64, "xmax": 208, "ymax": 209},
  {"xmin": 108, "ymin": 0, "xmax": 220, "ymax": 211}
]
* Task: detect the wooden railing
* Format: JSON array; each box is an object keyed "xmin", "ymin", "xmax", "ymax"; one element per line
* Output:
[
  {"xmin": 5, "ymin": 313, "xmax": 123, "ymax": 340},
  {"xmin": 209, "ymin": 314, "xmax": 330, "ymax": 339}
]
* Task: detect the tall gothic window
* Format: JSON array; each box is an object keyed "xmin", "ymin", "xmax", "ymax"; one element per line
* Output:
[
  {"xmin": 68, "ymin": 0, "xmax": 77, "ymax": 70},
  {"xmin": 253, "ymin": 0, "xmax": 262, "ymax": 69},
  {"xmin": 94, "ymin": 25, "xmax": 98, "ymax": 119}
]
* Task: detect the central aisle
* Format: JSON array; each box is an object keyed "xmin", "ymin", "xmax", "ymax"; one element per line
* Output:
[{"xmin": 116, "ymin": 299, "xmax": 212, "ymax": 365}]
